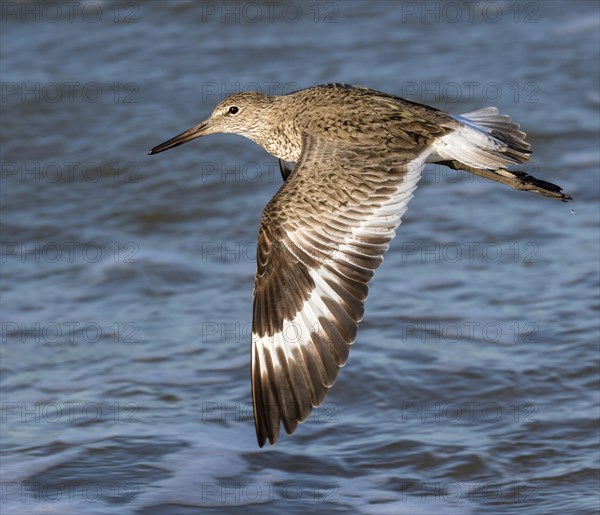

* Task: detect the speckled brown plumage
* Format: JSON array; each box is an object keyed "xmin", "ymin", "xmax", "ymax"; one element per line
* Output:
[{"xmin": 149, "ymin": 83, "xmax": 571, "ymax": 448}]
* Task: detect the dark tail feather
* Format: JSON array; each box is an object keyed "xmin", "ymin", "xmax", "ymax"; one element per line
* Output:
[{"xmin": 438, "ymin": 160, "xmax": 572, "ymax": 201}]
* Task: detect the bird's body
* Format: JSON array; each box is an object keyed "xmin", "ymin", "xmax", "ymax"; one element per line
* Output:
[{"xmin": 149, "ymin": 83, "xmax": 570, "ymax": 447}]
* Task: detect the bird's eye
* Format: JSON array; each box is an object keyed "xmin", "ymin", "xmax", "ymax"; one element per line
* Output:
[{"xmin": 228, "ymin": 106, "xmax": 239, "ymax": 115}]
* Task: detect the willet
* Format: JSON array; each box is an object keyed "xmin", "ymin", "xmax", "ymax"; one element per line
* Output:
[{"xmin": 149, "ymin": 83, "xmax": 570, "ymax": 447}]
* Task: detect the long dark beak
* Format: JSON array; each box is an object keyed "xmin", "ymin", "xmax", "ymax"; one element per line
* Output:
[{"xmin": 148, "ymin": 121, "xmax": 210, "ymax": 155}]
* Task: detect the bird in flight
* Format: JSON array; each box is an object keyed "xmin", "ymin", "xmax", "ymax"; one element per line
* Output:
[{"xmin": 149, "ymin": 83, "xmax": 570, "ymax": 447}]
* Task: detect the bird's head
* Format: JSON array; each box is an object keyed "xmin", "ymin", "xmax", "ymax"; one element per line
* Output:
[{"xmin": 149, "ymin": 92, "xmax": 275, "ymax": 155}]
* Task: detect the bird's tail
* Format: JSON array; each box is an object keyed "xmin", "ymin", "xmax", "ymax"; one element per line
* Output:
[{"xmin": 430, "ymin": 107, "xmax": 571, "ymax": 201}]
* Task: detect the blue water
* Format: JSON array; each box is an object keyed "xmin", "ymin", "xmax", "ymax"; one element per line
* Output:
[{"xmin": 1, "ymin": 1, "xmax": 599, "ymax": 513}]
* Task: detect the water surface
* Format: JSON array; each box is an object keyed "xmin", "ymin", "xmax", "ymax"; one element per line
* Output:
[{"xmin": 1, "ymin": 1, "xmax": 599, "ymax": 513}]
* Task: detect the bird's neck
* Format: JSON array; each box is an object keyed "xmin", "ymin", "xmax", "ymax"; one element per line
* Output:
[{"xmin": 247, "ymin": 109, "xmax": 303, "ymax": 162}]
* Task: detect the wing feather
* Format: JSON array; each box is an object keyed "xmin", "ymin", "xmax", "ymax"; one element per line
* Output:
[{"xmin": 251, "ymin": 135, "xmax": 428, "ymax": 447}]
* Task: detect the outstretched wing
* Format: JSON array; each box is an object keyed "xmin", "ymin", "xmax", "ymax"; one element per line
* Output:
[{"xmin": 251, "ymin": 134, "xmax": 432, "ymax": 446}]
